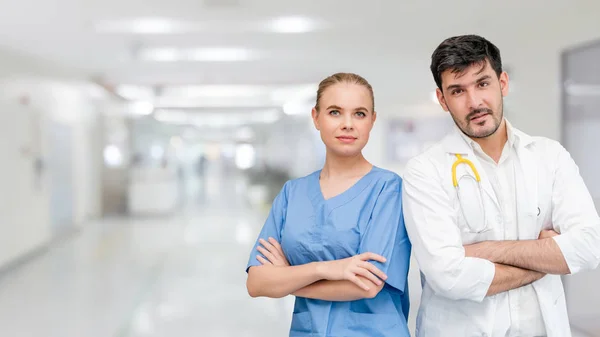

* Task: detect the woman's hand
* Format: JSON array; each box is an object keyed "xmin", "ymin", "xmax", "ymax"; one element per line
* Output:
[
  {"xmin": 320, "ymin": 253, "xmax": 388, "ymax": 291},
  {"xmin": 257, "ymin": 237, "xmax": 290, "ymax": 266}
]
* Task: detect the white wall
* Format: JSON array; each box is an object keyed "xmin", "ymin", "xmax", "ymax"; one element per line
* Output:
[
  {"xmin": 72, "ymin": 105, "xmax": 103, "ymax": 223},
  {"xmin": 0, "ymin": 48, "xmax": 105, "ymax": 268},
  {"xmin": 0, "ymin": 98, "xmax": 50, "ymax": 267}
]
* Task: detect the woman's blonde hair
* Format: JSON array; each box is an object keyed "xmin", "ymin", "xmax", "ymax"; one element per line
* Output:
[{"xmin": 314, "ymin": 72, "xmax": 374, "ymax": 112}]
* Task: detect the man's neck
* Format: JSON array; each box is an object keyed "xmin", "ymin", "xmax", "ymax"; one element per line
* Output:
[{"xmin": 472, "ymin": 120, "xmax": 508, "ymax": 163}]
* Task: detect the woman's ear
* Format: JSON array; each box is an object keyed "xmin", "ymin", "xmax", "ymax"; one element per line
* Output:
[{"xmin": 311, "ymin": 107, "xmax": 320, "ymax": 130}]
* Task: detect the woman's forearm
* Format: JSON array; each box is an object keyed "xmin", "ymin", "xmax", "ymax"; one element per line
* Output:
[
  {"xmin": 292, "ymin": 276, "xmax": 383, "ymax": 301},
  {"xmin": 246, "ymin": 262, "xmax": 325, "ymax": 298}
]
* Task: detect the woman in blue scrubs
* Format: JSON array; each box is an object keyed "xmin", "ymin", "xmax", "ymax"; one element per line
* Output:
[{"xmin": 246, "ymin": 72, "xmax": 411, "ymax": 337}]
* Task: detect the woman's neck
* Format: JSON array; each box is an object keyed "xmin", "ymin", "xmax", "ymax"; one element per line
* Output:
[{"xmin": 320, "ymin": 152, "xmax": 372, "ymax": 180}]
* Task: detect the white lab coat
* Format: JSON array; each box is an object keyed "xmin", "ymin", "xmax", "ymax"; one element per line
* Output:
[{"xmin": 401, "ymin": 121, "xmax": 600, "ymax": 337}]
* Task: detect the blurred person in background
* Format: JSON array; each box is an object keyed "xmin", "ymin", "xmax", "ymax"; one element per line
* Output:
[
  {"xmin": 246, "ymin": 72, "xmax": 412, "ymax": 337},
  {"xmin": 402, "ymin": 34, "xmax": 600, "ymax": 337}
]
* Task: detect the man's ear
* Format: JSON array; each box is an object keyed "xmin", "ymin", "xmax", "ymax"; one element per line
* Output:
[{"xmin": 436, "ymin": 88, "xmax": 449, "ymax": 112}]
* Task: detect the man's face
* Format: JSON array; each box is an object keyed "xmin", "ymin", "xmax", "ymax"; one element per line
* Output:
[{"xmin": 436, "ymin": 60, "xmax": 509, "ymax": 138}]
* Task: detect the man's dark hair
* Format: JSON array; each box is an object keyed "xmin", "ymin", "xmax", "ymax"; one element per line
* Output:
[{"xmin": 430, "ymin": 35, "xmax": 503, "ymax": 91}]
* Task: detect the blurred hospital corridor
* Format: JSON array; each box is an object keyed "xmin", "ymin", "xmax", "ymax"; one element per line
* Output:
[
  {"xmin": 0, "ymin": 164, "xmax": 298, "ymax": 337},
  {"xmin": 1, "ymin": 0, "xmax": 600, "ymax": 336}
]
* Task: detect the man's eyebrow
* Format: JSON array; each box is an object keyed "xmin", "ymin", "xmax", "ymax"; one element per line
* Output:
[
  {"xmin": 446, "ymin": 75, "xmax": 493, "ymax": 91},
  {"xmin": 476, "ymin": 75, "xmax": 492, "ymax": 82},
  {"xmin": 446, "ymin": 83, "xmax": 463, "ymax": 91}
]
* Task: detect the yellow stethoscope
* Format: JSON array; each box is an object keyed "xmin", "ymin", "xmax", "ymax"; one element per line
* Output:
[{"xmin": 452, "ymin": 154, "xmax": 490, "ymax": 233}]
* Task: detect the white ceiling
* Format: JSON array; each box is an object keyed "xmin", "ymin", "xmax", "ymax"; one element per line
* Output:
[{"xmin": 0, "ymin": 0, "xmax": 597, "ymax": 111}]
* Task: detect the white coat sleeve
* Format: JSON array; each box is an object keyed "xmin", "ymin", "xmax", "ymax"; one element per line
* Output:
[
  {"xmin": 401, "ymin": 156, "xmax": 495, "ymax": 302},
  {"xmin": 551, "ymin": 144, "xmax": 600, "ymax": 274}
]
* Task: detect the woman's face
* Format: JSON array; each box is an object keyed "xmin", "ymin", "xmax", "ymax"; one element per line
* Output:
[{"xmin": 312, "ymin": 82, "xmax": 376, "ymax": 157}]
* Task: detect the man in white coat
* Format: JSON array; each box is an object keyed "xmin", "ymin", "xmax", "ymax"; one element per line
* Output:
[{"xmin": 401, "ymin": 34, "xmax": 600, "ymax": 337}]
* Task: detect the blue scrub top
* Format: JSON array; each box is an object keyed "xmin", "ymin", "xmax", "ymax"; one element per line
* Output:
[{"xmin": 246, "ymin": 166, "xmax": 412, "ymax": 337}]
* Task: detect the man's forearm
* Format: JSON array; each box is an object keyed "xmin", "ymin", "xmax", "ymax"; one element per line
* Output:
[
  {"xmin": 486, "ymin": 263, "xmax": 545, "ymax": 296},
  {"xmin": 292, "ymin": 276, "xmax": 382, "ymax": 301},
  {"xmin": 467, "ymin": 238, "xmax": 570, "ymax": 274}
]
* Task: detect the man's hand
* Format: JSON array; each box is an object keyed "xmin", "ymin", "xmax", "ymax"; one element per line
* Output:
[{"xmin": 539, "ymin": 229, "xmax": 559, "ymax": 240}]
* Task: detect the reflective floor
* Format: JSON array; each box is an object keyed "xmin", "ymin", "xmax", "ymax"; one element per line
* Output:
[
  {"xmin": 0, "ymin": 172, "xmax": 594, "ymax": 336},
  {"xmin": 0, "ymin": 172, "xmax": 291, "ymax": 337}
]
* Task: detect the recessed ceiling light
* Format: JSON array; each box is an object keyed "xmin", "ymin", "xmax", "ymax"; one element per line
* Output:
[
  {"xmin": 137, "ymin": 48, "xmax": 181, "ymax": 62},
  {"xmin": 283, "ymin": 101, "xmax": 313, "ymax": 116},
  {"xmin": 116, "ymin": 85, "xmax": 154, "ymax": 100},
  {"xmin": 189, "ymin": 47, "xmax": 255, "ymax": 62},
  {"xmin": 153, "ymin": 108, "xmax": 280, "ymax": 128},
  {"xmin": 130, "ymin": 101, "xmax": 154, "ymax": 115},
  {"xmin": 154, "ymin": 109, "xmax": 189, "ymax": 123},
  {"xmin": 95, "ymin": 17, "xmax": 199, "ymax": 34},
  {"xmin": 138, "ymin": 47, "xmax": 256, "ymax": 62},
  {"xmin": 268, "ymin": 16, "xmax": 317, "ymax": 33},
  {"xmin": 161, "ymin": 85, "xmax": 268, "ymax": 97}
]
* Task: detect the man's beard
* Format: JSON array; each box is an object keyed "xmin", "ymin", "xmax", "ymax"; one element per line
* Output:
[{"xmin": 450, "ymin": 101, "xmax": 503, "ymax": 139}]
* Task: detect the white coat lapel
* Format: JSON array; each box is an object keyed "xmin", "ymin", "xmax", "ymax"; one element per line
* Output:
[{"xmin": 514, "ymin": 129, "xmax": 539, "ymax": 239}]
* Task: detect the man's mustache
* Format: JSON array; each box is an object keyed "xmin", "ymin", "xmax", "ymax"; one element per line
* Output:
[{"xmin": 466, "ymin": 108, "xmax": 493, "ymax": 121}]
